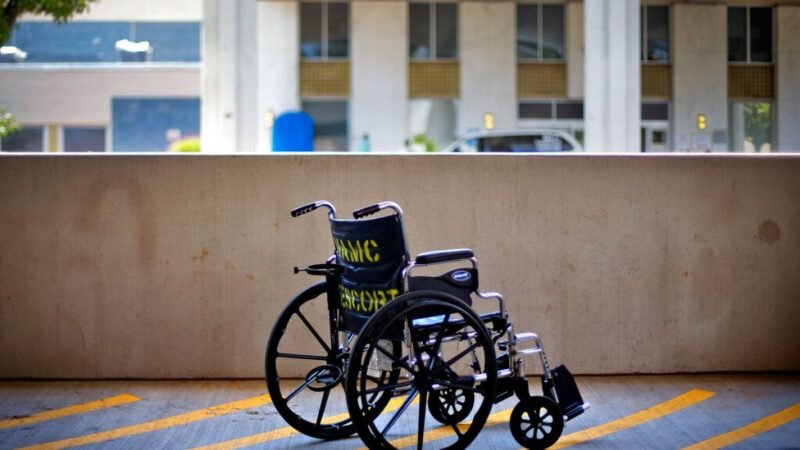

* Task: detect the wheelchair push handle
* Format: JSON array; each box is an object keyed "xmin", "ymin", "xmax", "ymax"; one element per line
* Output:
[
  {"xmin": 353, "ymin": 201, "xmax": 404, "ymax": 219},
  {"xmin": 290, "ymin": 200, "xmax": 336, "ymax": 218}
]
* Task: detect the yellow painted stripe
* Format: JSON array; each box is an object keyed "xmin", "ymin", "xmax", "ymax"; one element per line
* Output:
[
  {"xmin": 682, "ymin": 402, "xmax": 800, "ymax": 450},
  {"xmin": 0, "ymin": 394, "xmax": 140, "ymax": 430},
  {"xmin": 21, "ymin": 394, "xmax": 272, "ymax": 450},
  {"xmin": 383, "ymin": 406, "xmax": 513, "ymax": 449},
  {"xmin": 195, "ymin": 396, "xmax": 414, "ymax": 450},
  {"xmin": 549, "ymin": 389, "xmax": 715, "ymax": 449}
]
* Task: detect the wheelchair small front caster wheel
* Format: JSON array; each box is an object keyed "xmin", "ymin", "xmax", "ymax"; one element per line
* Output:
[
  {"xmin": 510, "ymin": 396, "xmax": 564, "ymax": 449},
  {"xmin": 429, "ymin": 384, "xmax": 475, "ymax": 425}
]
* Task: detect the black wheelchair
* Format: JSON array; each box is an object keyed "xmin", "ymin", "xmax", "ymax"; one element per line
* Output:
[{"xmin": 265, "ymin": 200, "xmax": 588, "ymax": 449}]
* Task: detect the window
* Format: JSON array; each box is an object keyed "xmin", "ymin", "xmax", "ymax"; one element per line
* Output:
[
  {"xmin": 0, "ymin": 126, "xmax": 44, "ymax": 152},
  {"xmin": 518, "ymin": 101, "xmax": 582, "ymax": 120},
  {"xmin": 477, "ymin": 134, "xmax": 573, "ymax": 152},
  {"xmin": 112, "ymin": 98, "xmax": 200, "ymax": 151},
  {"xmin": 408, "ymin": 99, "xmax": 457, "ymax": 151},
  {"xmin": 2, "ymin": 21, "xmax": 201, "ymax": 64},
  {"xmin": 302, "ymin": 101, "xmax": 349, "ymax": 151},
  {"xmin": 642, "ymin": 102, "xmax": 669, "ymax": 121},
  {"xmin": 517, "ymin": 4, "xmax": 564, "ymax": 60},
  {"xmin": 64, "ymin": 127, "xmax": 106, "ymax": 152},
  {"xmin": 300, "ymin": 2, "xmax": 349, "ymax": 59},
  {"xmin": 409, "ymin": 2, "xmax": 458, "ymax": 60},
  {"xmin": 728, "ymin": 7, "xmax": 772, "ymax": 63},
  {"xmin": 641, "ymin": 6, "xmax": 669, "ymax": 62},
  {"xmin": 729, "ymin": 102, "xmax": 772, "ymax": 152}
]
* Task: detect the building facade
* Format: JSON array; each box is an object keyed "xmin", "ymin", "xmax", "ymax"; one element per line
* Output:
[{"xmin": 1, "ymin": 0, "xmax": 799, "ymax": 153}]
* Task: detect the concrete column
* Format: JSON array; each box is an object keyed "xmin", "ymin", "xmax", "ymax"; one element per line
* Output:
[
  {"xmin": 776, "ymin": 6, "xmax": 800, "ymax": 152},
  {"xmin": 584, "ymin": 0, "xmax": 640, "ymax": 152},
  {"xmin": 258, "ymin": 1, "xmax": 300, "ymax": 152},
  {"xmin": 458, "ymin": 2, "xmax": 515, "ymax": 134},
  {"xmin": 202, "ymin": 0, "xmax": 262, "ymax": 152},
  {"xmin": 351, "ymin": 1, "xmax": 407, "ymax": 152},
  {"xmin": 672, "ymin": 4, "xmax": 727, "ymax": 152},
  {"xmin": 566, "ymin": 2, "xmax": 584, "ymax": 100}
]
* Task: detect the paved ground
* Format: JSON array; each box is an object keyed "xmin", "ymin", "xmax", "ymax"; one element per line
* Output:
[{"xmin": 0, "ymin": 374, "xmax": 798, "ymax": 449}]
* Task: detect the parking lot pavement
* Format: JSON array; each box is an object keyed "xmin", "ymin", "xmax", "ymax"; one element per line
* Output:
[{"xmin": 0, "ymin": 374, "xmax": 798, "ymax": 449}]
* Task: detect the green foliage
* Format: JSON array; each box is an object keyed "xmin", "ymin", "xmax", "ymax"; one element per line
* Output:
[
  {"xmin": 412, "ymin": 134, "xmax": 437, "ymax": 153},
  {"xmin": 168, "ymin": 137, "xmax": 201, "ymax": 153},
  {"xmin": 1, "ymin": 0, "xmax": 98, "ymax": 46},
  {"xmin": 0, "ymin": 106, "xmax": 21, "ymax": 138}
]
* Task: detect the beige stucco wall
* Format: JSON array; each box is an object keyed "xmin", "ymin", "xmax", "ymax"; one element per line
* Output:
[{"xmin": 0, "ymin": 154, "xmax": 798, "ymax": 378}]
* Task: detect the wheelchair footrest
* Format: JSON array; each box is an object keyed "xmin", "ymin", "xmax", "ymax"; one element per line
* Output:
[{"xmin": 544, "ymin": 364, "xmax": 589, "ymax": 422}]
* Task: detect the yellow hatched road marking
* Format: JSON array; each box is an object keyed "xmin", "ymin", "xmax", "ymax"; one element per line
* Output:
[
  {"xmin": 0, "ymin": 394, "xmax": 140, "ymax": 430},
  {"xmin": 20, "ymin": 394, "xmax": 272, "ymax": 450},
  {"xmin": 381, "ymin": 406, "xmax": 513, "ymax": 449},
  {"xmin": 682, "ymin": 402, "xmax": 800, "ymax": 450},
  {"xmin": 196, "ymin": 396, "xmax": 414, "ymax": 450},
  {"xmin": 549, "ymin": 389, "xmax": 716, "ymax": 449}
]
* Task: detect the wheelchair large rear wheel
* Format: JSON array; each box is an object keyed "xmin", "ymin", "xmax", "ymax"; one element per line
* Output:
[
  {"xmin": 345, "ymin": 291, "xmax": 497, "ymax": 449},
  {"xmin": 265, "ymin": 282, "xmax": 371, "ymax": 439}
]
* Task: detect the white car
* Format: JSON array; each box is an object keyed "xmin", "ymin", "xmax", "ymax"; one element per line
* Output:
[{"xmin": 441, "ymin": 129, "xmax": 583, "ymax": 153}]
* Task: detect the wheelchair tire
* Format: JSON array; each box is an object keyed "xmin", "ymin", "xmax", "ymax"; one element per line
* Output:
[
  {"xmin": 509, "ymin": 396, "xmax": 564, "ymax": 449},
  {"xmin": 345, "ymin": 290, "xmax": 497, "ymax": 449},
  {"xmin": 264, "ymin": 282, "xmax": 356, "ymax": 440}
]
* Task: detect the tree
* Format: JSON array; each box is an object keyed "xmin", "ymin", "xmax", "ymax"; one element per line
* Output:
[
  {"xmin": 0, "ymin": 106, "xmax": 20, "ymax": 138},
  {"xmin": 1, "ymin": 0, "xmax": 98, "ymax": 46}
]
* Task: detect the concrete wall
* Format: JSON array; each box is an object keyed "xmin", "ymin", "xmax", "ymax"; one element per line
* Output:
[
  {"xmin": 352, "ymin": 1, "xmax": 408, "ymax": 152},
  {"xmin": 1, "ymin": 154, "xmax": 798, "ymax": 379},
  {"xmin": 776, "ymin": 6, "xmax": 800, "ymax": 152},
  {"xmin": 0, "ymin": 67, "xmax": 200, "ymax": 125},
  {"xmin": 459, "ymin": 1, "xmax": 515, "ymax": 134},
  {"xmin": 672, "ymin": 4, "xmax": 728, "ymax": 152}
]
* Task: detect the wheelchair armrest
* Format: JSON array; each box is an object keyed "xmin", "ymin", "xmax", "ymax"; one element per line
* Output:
[{"xmin": 414, "ymin": 249, "xmax": 474, "ymax": 265}]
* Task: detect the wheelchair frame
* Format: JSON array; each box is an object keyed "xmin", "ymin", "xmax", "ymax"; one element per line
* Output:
[{"xmin": 265, "ymin": 200, "xmax": 588, "ymax": 449}]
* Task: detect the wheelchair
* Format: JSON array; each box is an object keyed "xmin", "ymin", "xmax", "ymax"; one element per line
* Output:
[{"xmin": 265, "ymin": 200, "xmax": 588, "ymax": 449}]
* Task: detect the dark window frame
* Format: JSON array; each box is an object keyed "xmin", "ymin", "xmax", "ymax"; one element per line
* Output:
[
  {"xmin": 728, "ymin": 6, "xmax": 773, "ymax": 64},
  {"xmin": 516, "ymin": 3, "xmax": 565, "ymax": 61},
  {"xmin": 641, "ymin": 5, "xmax": 670, "ymax": 63}
]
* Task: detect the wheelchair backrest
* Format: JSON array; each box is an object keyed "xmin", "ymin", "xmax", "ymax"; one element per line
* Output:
[{"xmin": 329, "ymin": 213, "xmax": 408, "ymax": 333}]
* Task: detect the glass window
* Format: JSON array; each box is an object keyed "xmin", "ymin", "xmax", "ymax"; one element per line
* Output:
[
  {"xmin": 3, "ymin": 21, "xmax": 201, "ymax": 64},
  {"xmin": 728, "ymin": 7, "xmax": 747, "ymax": 62},
  {"xmin": 729, "ymin": 102, "xmax": 772, "ymax": 152},
  {"xmin": 555, "ymin": 102, "xmax": 582, "ymax": 120},
  {"xmin": 518, "ymin": 102, "xmax": 552, "ymax": 119},
  {"xmin": 478, "ymin": 134, "xmax": 572, "ymax": 152},
  {"xmin": 541, "ymin": 5, "xmax": 564, "ymax": 59},
  {"xmin": 408, "ymin": 99, "xmax": 457, "ymax": 151},
  {"xmin": 300, "ymin": 2, "xmax": 348, "ymax": 59},
  {"xmin": 516, "ymin": 5, "xmax": 538, "ymax": 59},
  {"xmin": 0, "ymin": 126, "xmax": 44, "ymax": 152},
  {"xmin": 327, "ymin": 3, "xmax": 349, "ymax": 58},
  {"xmin": 728, "ymin": 7, "xmax": 772, "ymax": 63},
  {"xmin": 64, "ymin": 127, "xmax": 106, "ymax": 152},
  {"xmin": 300, "ymin": 3, "xmax": 323, "ymax": 58},
  {"xmin": 642, "ymin": 102, "xmax": 669, "ymax": 121},
  {"xmin": 302, "ymin": 101, "xmax": 349, "ymax": 151},
  {"xmin": 749, "ymin": 8, "xmax": 772, "ymax": 63},
  {"xmin": 517, "ymin": 4, "xmax": 563, "ymax": 60},
  {"xmin": 643, "ymin": 6, "xmax": 669, "ymax": 62},
  {"xmin": 409, "ymin": 2, "xmax": 457, "ymax": 60},
  {"xmin": 112, "ymin": 98, "xmax": 200, "ymax": 152}
]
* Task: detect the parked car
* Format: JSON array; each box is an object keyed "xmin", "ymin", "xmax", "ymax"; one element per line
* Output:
[{"xmin": 441, "ymin": 129, "xmax": 583, "ymax": 153}]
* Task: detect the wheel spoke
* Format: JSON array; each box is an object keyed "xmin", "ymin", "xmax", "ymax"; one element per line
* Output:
[
  {"xmin": 433, "ymin": 379, "xmax": 485, "ymax": 395},
  {"xmin": 363, "ymin": 379, "xmax": 415, "ymax": 396},
  {"xmin": 315, "ymin": 388, "xmax": 331, "ymax": 426},
  {"xmin": 426, "ymin": 314, "xmax": 450, "ymax": 371},
  {"xmin": 275, "ymin": 352, "xmax": 327, "ymax": 361},
  {"xmin": 380, "ymin": 387, "xmax": 418, "ymax": 437},
  {"xmin": 438, "ymin": 341, "xmax": 481, "ymax": 373},
  {"xmin": 296, "ymin": 310, "xmax": 332, "ymax": 354},
  {"xmin": 285, "ymin": 372, "xmax": 319, "ymax": 402},
  {"xmin": 374, "ymin": 341, "xmax": 416, "ymax": 374},
  {"xmin": 417, "ymin": 389, "xmax": 428, "ymax": 450}
]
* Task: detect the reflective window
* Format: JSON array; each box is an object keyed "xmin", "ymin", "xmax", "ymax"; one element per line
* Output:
[
  {"xmin": 64, "ymin": 127, "xmax": 106, "ymax": 152},
  {"xmin": 478, "ymin": 134, "xmax": 573, "ymax": 152},
  {"xmin": 112, "ymin": 98, "xmax": 200, "ymax": 152},
  {"xmin": 300, "ymin": 2, "xmax": 349, "ymax": 59},
  {"xmin": 642, "ymin": 6, "xmax": 669, "ymax": 62},
  {"xmin": 519, "ymin": 101, "xmax": 583, "ymax": 120},
  {"xmin": 729, "ymin": 102, "xmax": 772, "ymax": 152},
  {"xmin": 642, "ymin": 102, "xmax": 669, "ymax": 121},
  {"xmin": 408, "ymin": 99, "xmax": 457, "ymax": 151},
  {"xmin": 728, "ymin": 7, "xmax": 772, "ymax": 63},
  {"xmin": 3, "ymin": 21, "xmax": 201, "ymax": 63},
  {"xmin": 302, "ymin": 101, "xmax": 349, "ymax": 151},
  {"xmin": 0, "ymin": 126, "xmax": 44, "ymax": 152},
  {"xmin": 555, "ymin": 102, "xmax": 582, "ymax": 120},
  {"xmin": 519, "ymin": 102, "xmax": 551, "ymax": 119},
  {"xmin": 410, "ymin": 2, "xmax": 458, "ymax": 60},
  {"xmin": 517, "ymin": 4, "xmax": 564, "ymax": 60}
]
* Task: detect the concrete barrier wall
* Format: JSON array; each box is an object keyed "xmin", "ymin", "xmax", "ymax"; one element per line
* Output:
[{"xmin": 1, "ymin": 154, "xmax": 798, "ymax": 378}]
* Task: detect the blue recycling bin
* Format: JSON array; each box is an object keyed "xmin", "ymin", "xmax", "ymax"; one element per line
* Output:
[{"xmin": 273, "ymin": 111, "xmax": 313, "ymax": 152}]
